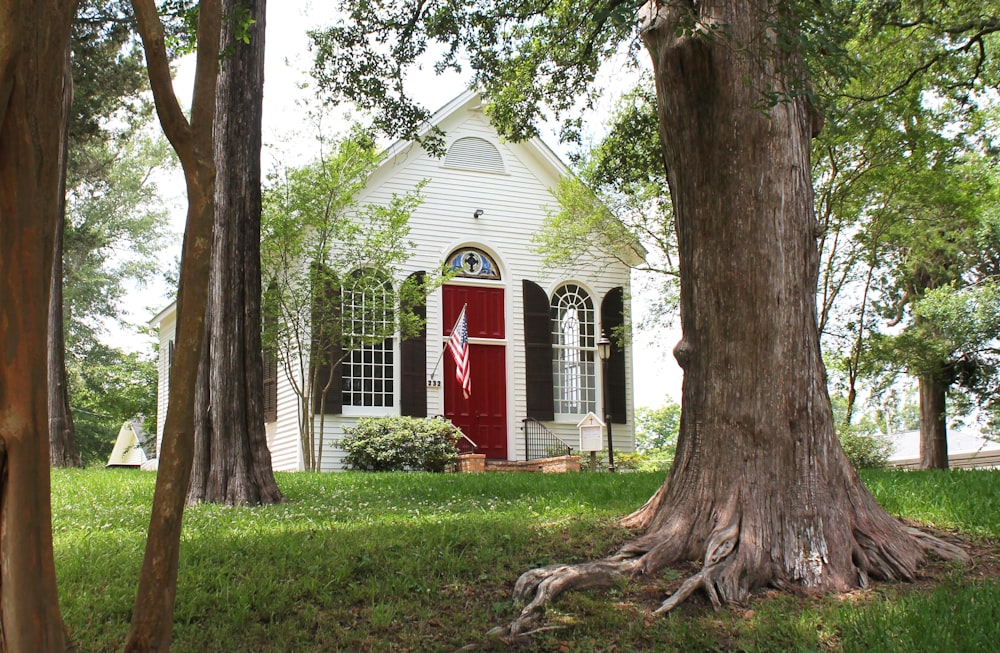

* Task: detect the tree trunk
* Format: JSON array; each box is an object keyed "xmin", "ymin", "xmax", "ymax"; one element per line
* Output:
[
  {"xmin": 186, "ymin": 0, "xmax": 284, "ymax": 505},
  {"xmin": 501, "ymin": 1, "xmax": 966, "ymax": 635},
  {"xmin": 49, "ymin": 45, "xmax": 82, "ymax": 469},
  {"xmin": 188, "ymin": 311, "xmax": 214, "ymax": 499},
  {"xmin": 124, "ymin": 1, "xmax": 221, "ymax": 650},
  {"xmin": 627, "ymin": 0, "xmax": 929, "ymax": 595},
  {"xmin": 0, "ymin": 1, "xmax": 78, "ymax": 649},
  {"xmin": 918, "ymin": 370, "xmax": 949, "ymax": 469}
]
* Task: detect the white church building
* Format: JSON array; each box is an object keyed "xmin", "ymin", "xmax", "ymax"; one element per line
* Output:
[{"xmin": 150, "ymin": 91, "xmax": 639, "ymax": 472}]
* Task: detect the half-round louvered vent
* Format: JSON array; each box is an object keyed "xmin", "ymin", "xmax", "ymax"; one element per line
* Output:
[{"xmin": 443, "ymin": 137, "xmax": 506, "ymax": 174}]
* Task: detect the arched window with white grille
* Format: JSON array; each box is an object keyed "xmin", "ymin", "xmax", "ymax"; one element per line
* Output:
[{"xmin": 551, "ymin": 284, "xmax": 596, "ymax": 416}]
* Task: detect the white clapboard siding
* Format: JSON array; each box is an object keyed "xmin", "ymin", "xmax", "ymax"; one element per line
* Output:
[
  {"xmin": 148, "ymin": 305, "xmax": 176, "ymax": 457},
  {"xmin": 149, "ymin": 91, "xmax": 636, "ymax": 473}
]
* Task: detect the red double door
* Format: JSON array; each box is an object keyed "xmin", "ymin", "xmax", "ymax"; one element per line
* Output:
[{"xmin": 443, "ymin": 285, "xmax": 508, "ymax": 459}]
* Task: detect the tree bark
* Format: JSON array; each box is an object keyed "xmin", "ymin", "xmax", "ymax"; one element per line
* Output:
[
  {"xmin": 918, "ymin": 370, "xmax": 949, "ymax": 469},
  {"xmin": 0, "ymin": 0, "xmax": 79, "ymax": 649},
  {"xmin": 124, "ymin": 1, "xmax": 221, "ymax": 651},
  {"xmin": 629, "ymin": 0, "xmax": 944, "ymax": 595},
  {"xmin": 189, "ymin": 312, "xmax": 214, "ymax": 498},
  {"xmin": 500, "ymin": 1, "xmax": 967, "ymax": 635},
  {"xmin": 49, "ymin": 44, "xmax": 82, "ymax": 469},
  {"xmin": 186, "ymin": 0, "xmax": 284, "ymax": 505}
]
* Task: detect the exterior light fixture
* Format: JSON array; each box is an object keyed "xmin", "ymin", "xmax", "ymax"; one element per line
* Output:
[
  {"xmin": 597, "ymin": 333, "xmax": 615, "ymax": 472},
  {"xmin": 473, "ymin": 209, "xmax": 484, "ymax": 218}
]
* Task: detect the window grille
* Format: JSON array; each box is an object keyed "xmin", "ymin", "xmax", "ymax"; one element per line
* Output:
[
  {"xmin": 551, "ymin": 284, "xmax": 596, "ymax": 415},
  {"xmin": 341, "ymin": 270, "xmax": 395, "ymax": 408}
]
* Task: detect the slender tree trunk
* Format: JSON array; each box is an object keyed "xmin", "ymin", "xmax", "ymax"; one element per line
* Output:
[
  {"xmin": 918, "ymin": 370, "xmax": 949, "ymax": 469},
  {"xmin": 49, "ymin": 45, "xmax": 82, "ymax": 469},
  {"xmin": 0, "ymin": 1, "xmax": 79, "ymax": 649},
  {"xmin": 501, "ymin": 1, "xmax": 966, "ymax": 634},
  {"xmin": 124, "ymin": 1, "xmax": 221, "ymax": 650},
  {"xmin": 186, "ymin": 0, "xmax": 284, "ymax": 504}
]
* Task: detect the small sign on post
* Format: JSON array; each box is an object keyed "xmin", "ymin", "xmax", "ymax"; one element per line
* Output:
[{"xmin": 577, "ymin": 412, "xmax": 605, "ymax": 452}]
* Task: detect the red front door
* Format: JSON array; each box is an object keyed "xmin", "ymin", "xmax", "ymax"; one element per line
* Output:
[{"xmin": 443, "ymin": 285, "xmax": 507, "ymax": 459}]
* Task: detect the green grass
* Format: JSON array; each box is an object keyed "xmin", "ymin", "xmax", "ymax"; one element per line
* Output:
[{"xmin": 52, "ymin": 469, "xmax": 1000, "ymax": 652}]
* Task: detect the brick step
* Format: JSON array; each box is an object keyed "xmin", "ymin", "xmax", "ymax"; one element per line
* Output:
[{"xmin": 455, "ymin": 453, "xmax": 581, "ymax": 473}]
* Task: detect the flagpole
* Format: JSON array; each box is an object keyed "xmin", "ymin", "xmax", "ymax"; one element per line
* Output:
[{"xmin": 429, "ymin": 304, "xmax": 467, "ymax": 382}]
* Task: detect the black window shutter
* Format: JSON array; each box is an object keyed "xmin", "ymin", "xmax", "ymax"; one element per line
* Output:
[
  {"xmin": 601, "ymin": 287, "xmax": 627, "ymax": 424},
  {"xmin": 262, "ymin": 351, "xmax": 278, "ymax": 423},
  {"xmin": 311, "ymin": 266, "xmax": 342, "ymax": 415},
  {"xmin": 400, "ymin": 271, "xmax": 427, "ymax": 417},
  {"xmin": 523, "ymin": 279, "xmax": 554, "ymax": 420}
]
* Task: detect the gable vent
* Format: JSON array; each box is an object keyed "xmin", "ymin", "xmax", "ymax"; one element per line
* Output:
[{"xmin": 444, "ymin": 137, "xmax": 506, "ymax": 174}]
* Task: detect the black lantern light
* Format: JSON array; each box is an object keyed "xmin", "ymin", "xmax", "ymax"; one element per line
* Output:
[{"xmin": 597, "ymin": 334, "xmax": 614, "ymax": 472}]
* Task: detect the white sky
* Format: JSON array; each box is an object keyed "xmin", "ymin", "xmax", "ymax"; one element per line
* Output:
[{"xmin": 125, "ymin": 1, "xmax": 682, "ymax": 407}]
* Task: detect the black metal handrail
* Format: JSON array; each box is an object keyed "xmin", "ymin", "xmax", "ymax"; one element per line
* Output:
[{"xmin": 523, "ymin": 417, "xmax": 575, "ymax": 461}]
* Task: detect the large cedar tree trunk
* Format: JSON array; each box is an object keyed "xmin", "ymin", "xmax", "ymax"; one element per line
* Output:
[
  {"xmin": 188, "ymin": 0, "xmax": 284, "ymax": 505},
  {"xmin": 918, "ymin": 370, "xmax": 949, "ymax": 469},
  {"xmin": 0, "ymin": 0, "xmax": 78, "ymax": 649},
  {"xmin": 624, "ymin": 0, "xmax": 921, "ymax": 590},
  {"xmin": 49, "ymin": 46, "xmax": 82, "ymax": 469},
  {"xmin": 502, "ymin": 1, "xmax": 966, "ymax": 635}
]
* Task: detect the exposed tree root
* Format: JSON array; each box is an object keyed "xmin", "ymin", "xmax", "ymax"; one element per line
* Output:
[
  {"xmin": 655, "ymin": 518, "xmax": 740, "ymax": 614},
  {"xmin": 906, "ymin": 526, "xmax": 971, "ymax": 564},
  {"xmin": 488, "ymin": 555, "xmax": 642, "ymax": 638},
  {"xmin": 486, "ymin": 512, "xmax": 970, "ymax": 644}
]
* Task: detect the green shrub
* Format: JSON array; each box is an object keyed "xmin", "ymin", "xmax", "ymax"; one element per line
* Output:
[
  {"xmin": 577, "ymin": 449, "xmax": 673, "ymax": 472},
  {"xmin": 838, "ymin": 427, "xmax": 893, "ymax": 469},
  {"xmin": 340, "ymin": 416, "xmax": 462, "ymax": 472}
]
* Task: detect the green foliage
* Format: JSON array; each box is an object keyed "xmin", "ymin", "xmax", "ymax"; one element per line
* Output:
[
  {"xmin": 634, "ymin": 398, "xmax": 681, "ymax": 455},
  {"xmin": 534, "ymin": 83, "xmax": 679, "ymax": 329},
  {"xmin": 51, "ymin": 468, "xmax": 1000, "ymax": 652},
  {"xmin": 64, "ymin": 134, "xmax": 173, "ymax": 353},
  {"xmin": 261, "ymin": 121, "xmax": 434, "ymax": 470},
  {"xmin": 261, "ymin": 126, "xmax": 426, "ymax": 347},
  {"xmin": 813, "ymin": 5, "xmax": 1000, "ymax": 435},
  {"xmin": 71, "ymin": 1, "xmax": 152, "ymax": 147},
  {"xmin": 59, "ymin": 132, "xmax": 168, "ymax": 456},
  {"xmin": 68, "ymin": 344, "xmax": 158, "ymax": 464},
  {"xmin": 309, "ymin": 1, "xmax": 640, "ymax": 149},
  {"xmin": 838, "ymin": 426, "xmax": 893, "ymax": 470},
  {"xmin": 340, "ymin": 417, "xmax": 463, "ymax": 473}
]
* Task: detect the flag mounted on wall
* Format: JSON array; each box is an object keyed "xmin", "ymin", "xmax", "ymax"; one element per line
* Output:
[{"xmin": 448, "ymin": 305, "xmax": 471, "ymax": 398}]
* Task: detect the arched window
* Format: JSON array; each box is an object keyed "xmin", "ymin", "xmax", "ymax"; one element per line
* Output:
[
  {"xmin": 551, "ymin": 284, "xmax": 596, "ymax": 416},
  {"xmin": 341, "ymin": 269, "xmax": 395, "ymax": 409}
]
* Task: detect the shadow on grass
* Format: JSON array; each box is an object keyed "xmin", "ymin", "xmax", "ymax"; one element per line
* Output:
[{"xmin": 52, "ymin": 468, "xmax": 1000, "ymax": 652}]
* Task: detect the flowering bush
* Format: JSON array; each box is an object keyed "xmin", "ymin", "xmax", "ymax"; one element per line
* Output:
[{"xmin": 341, "ymin": 416, "xmax": 463, "ymax": 472}]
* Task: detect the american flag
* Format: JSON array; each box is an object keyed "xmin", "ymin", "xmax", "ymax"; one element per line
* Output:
[{"xmin": 448, "ymin": 306, "xmax": 471, "ymax": 399}]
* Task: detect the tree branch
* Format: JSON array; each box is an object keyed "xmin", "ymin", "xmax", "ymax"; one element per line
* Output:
[{"xmin": 129, "ymin": 0, "xmax": 193, "ymax": 158}]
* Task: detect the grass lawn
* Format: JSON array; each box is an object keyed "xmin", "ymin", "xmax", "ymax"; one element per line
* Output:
[{"xmin": 53, "ymin": 469, "xmax": 1000, "ymax": 652}]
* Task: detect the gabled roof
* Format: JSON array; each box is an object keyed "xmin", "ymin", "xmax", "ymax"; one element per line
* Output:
[
  {"xmin": 148, "ymin": 301, "xmax": 177, "ymax": 328},
  {"xmin": 378, "ymin": 89, "xmax": 571, "ymax": 185},
  {"xmin": 378, "ymin": 90, "xmax": 646, "ymax": 266}
]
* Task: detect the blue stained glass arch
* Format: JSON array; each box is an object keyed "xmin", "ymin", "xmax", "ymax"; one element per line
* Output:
[{"xmin": 448, "ymin": 247, "xmax": 501, "ymax": 280}]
